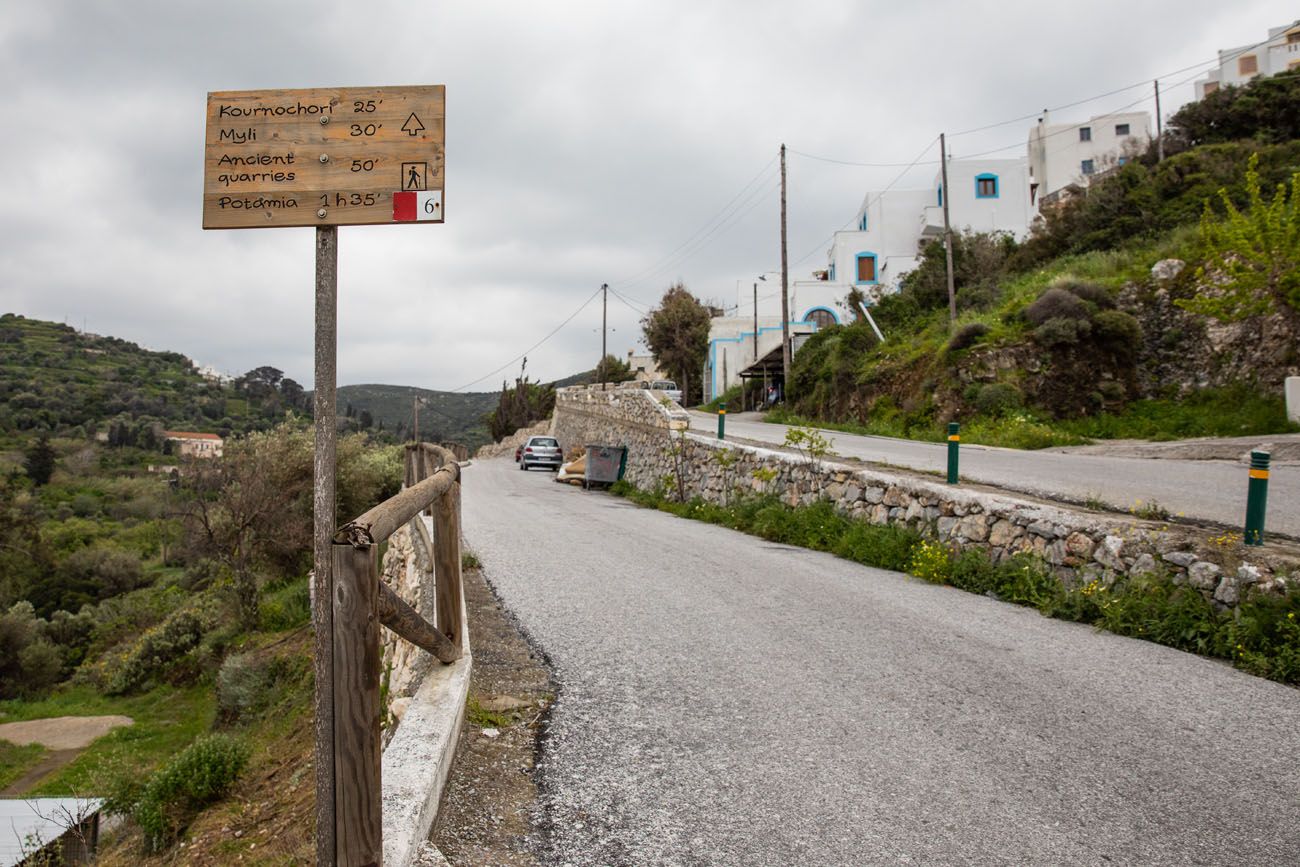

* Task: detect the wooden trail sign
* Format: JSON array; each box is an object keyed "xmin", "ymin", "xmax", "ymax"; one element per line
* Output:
[{"xmin": 203, "ymin": 85, "xmax": 445, "ymax": 229}]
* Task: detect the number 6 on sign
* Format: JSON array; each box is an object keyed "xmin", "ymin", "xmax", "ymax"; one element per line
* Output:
[{"xmin": 392, "ymin": 190, "xmax": 443, "ymax": 222}]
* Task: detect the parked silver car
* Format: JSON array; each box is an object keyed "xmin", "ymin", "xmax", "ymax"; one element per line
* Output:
[
  {"xmin": 650, "ymin": 379, "xmax": 682, "ymax": 405},
  {"xmin": 519, "ymin": 435, "xmax": 563, "ymax": 471}
]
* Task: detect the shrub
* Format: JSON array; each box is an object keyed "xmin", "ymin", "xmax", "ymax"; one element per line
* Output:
[
  {"xmin": 1056, "ymin": 280, "xmax": 1114, "ymax": 309},
  {"xmin": 831, "ymin": 522, "xmax": 920, "ymax": 572},
  {"xmin": 1091, "ymin": 309, "xmax": 1142, "ymax": 357},
  {"xmin": 98, "ymin": 604, "xmax": 211, "ymax": 695},
  {"xmin": 972, "ymin": 383, "xmax": 1023, "ymax": 417},
  {"xmin": 947, "ymin": 322, "xmax": 990, "ymax": 352},
  {"xmin": 57, "ymin": 546, "xmax": 145, "ymax": 601},
  {"xmin": 1023, "ymin": 287, "xmax": 1091, "ymax": 326},
  {"xmin": 908, "ymin": 540, "xmax": 953, "ymax": 584},
  {"xmin": 1034, "ymin": 316, "xmax": 1093, "ymax": 347},
  {"xmin": 126, "ymin": 734, "xmax": 250, "ymax": 852},
  {"xmin": 258, "ymin": 579, "xmax": 311, "ymax": 631}
]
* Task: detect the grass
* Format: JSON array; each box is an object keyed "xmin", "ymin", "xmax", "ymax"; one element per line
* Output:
[
  {"xmin": 609, "ymin": 481, "xmax": 1300, "ymax": 685},
  {"xmin": 0, "ymin": 684, "xmax": 216, "ymax": 798},
  {"xmin": 465, "ymin": 695, "xmax": 514, "ymax": 729},
  {"xmin": 0, "ymin": 739, "xmax": 46, "ymax": 790}
]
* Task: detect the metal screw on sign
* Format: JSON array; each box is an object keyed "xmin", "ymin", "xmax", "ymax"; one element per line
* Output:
[
  {"xmin": 947, "ymin": 422, "xmax": 960, "ymax": 485},
  {"xmin": 1244, "ymin": 450, "xmax": 1270, "ymax": 546},
  {"xmin": 717, "ymin": 403, "xmax": 726, "ymax": 440},
  {"xmin": 319, "ymin": 154, "xmax": 329, "ymax": 163}
]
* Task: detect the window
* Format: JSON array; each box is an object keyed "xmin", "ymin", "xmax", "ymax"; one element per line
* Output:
[
  {"xmin": 1081, "ymin": 159, "xmax": 1095, "ymax": 175},
  {"xmin": 1288, "ymin": 29, "xmax": 1300, "ymax": 44},
  {"xmin": 1079, "ymin": 126, "xmax": 1092, "ymax": 142},
  {"xmin": 855, "ymin": 252, "xmax": 878, "ymax": 284},
  {"xmin": 829, "ymin": 262, "xmax": 835, "ymax": 281},
  {"xmin": 937, "ymin": 185, "xmax": 943, "ymax": 206},
  {"xmin": 1117, "ymin": 156, "xmax": 1128, "ymax": 166},
  {"xmin": 858, "ymin": 212, "xmax": 868, "ymax": 231},
  {"xmin": 1203, "ymin": 81, "xmax": 1220, "ymax": 95},
  {"xmin": 803, "ymin": 308, "xmax": 837, "ymax": 329},
  {"xmin": 1115, "ymin": 123, "xmax": 1130, "ymax": 136},
  {"xmin": 975, "ymin": 173, "xmax": 998, "ymax": 199},
  {"xmin": 1239, "ymin": 54, "xmax": 1258, "ymax": 76}
]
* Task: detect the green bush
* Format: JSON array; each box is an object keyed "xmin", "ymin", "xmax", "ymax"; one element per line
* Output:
[
  {"xmin": 124, "ymin": 733, "xmax": 250, "ymax": 852},
  {"xmin": 1054, "ymin": 280, "xmax": 1114, "ymax": 309},
  {"xmin": 831, "ymin": 522, "xmax": 920, "ymax": 572},
  {"xmin": 972, "ymin": 383, "xmax": 1023, "ymax": 417},
  {"xmin": 258, "ymin": 579, "xmax": 311, "ymax": 631},
  {"xmin": 1023, "ymin": 288, "xmax": 1090, "ymax": 326},
  {"xmin": 1034, "ymin": 316, "xmax": 1093, "ymax": 347},
  {"xmin": 97, "ymin": 604, "xmax": 212, "ymax": 695},
  {"xmin": 947, "ymin": 322, "xmax": 990, "ymax": 352}
]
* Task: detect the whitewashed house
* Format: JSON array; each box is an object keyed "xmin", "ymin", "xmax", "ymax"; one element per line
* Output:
[
  {"xmin": 1027, "ymin": 111, "xmax": 1152, "ymax": 205},
  {"xmin": 1195, "ymin": 20, "xmax": 1300, "ymax": 98}
]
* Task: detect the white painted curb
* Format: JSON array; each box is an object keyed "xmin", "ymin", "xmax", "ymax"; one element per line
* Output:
[{"xmin": 382, "ymin": 521, "xmax": 472, "ymax": 867}]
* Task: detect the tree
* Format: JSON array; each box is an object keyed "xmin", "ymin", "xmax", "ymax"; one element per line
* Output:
[
  {"xmin": 593, "ymin": 354, "xmax": 635, "ymax": 386},
  {"xmin": 484, "ymin": 377, "xmax": 556, "ymax": 442},
  {"xmin": 23, "ymin": 434, "xmax": 56, "ymax": 486},
  {"xmin": 641, "ymin": 283, "xmax": 711, "ymax": 405},
  {"xmin": 177, "ymin": 425, "xmax": 313, "ymax": 629},
  {"xmin": 1178, "ymin": 154, "xmax": 1300, "ymax": 322},
  {"xmin": 1166, "ymin": 69, "xmax": 1300, "ymax": 152}
]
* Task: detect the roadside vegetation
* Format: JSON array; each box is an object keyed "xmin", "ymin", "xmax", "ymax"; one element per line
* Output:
[
  {"xmin": 0, "ymin": 317, "xmax": 408, "ymax": 860},
  {"xmin": 779, "ymin": 71, "xmax": 1300, "ymax": 448},
  {"xmin": 611, "ymin": 479, "xmax": 1300, "ymax": 685}
]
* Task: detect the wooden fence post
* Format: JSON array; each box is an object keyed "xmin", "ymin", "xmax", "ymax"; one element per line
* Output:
[
  {"xmin": 331, "ymin": 541, "xmax": 382, "ymax": 867},
  {"xmin": 433, "ymin": 481, "xmax": 464, "ymax": 648}
]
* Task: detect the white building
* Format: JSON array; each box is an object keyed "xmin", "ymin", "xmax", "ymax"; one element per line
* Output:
[
  {"xmin": 772, "ymin": 157, "xmax": 1036, "ymax": 317},
  {"xmin": 1027, "ymin": 111, "xmax": 1152, "ymax": 204},
  {"xmin": 1195, "ymin": 20, "xmax": 1300, "ymax": 98},
  {"xmin": 703, "ymin": 316, "xmax": 815, "ymax": 404}
]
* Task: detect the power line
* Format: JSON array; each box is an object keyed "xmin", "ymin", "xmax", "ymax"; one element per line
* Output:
[
  {"xmin": 608, "ymin": 153, "xmax": 779, "ymax": 298},
  {"xmin": 450, "ymin": 285, "xmax": 603, "ymax": 393},
  {"xmin": 786, "ymin": 136, "xmax": 940, "ymax": 270}
]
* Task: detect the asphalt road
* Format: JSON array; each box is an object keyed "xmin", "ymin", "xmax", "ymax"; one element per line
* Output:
[
  {"xmin": 689, "ymin": 411, "xmax": 1300, "ymax": 538},
  {"xmin": 462, "ymin": 457, "xmax": 1300, "ymax": 866}
]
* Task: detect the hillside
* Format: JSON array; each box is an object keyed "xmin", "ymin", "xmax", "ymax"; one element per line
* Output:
[
  {"xmin": 779, "ymin": 75, "xmax": 1300, "ymax": 448},
  {"xmin": 336, "ymin": 384, "xmax": 498, "ymax": 452},
  {"xmin": 0, "ymin": 314, "xmax": 306, "ymax": 446}
]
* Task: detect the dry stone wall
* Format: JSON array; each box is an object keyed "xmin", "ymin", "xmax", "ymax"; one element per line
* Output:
[
  {"xmin": 554, "ymin": 385, "xmax": 1296, "ymax": 609},
  {"xmin": 379, "ymin": 517, "xmax": 438, "ymax": 727}
]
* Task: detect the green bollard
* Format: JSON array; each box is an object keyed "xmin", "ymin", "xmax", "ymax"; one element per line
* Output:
[
  {"xmin": 1244, "ymin": 450, "xmax": 1270, "ymax": 546},
  {"xmin": 947, "ymin": 422, "xmax": 960, "ymax": 484},
  {"xmin": 717, "ymin": 403, "xmax": 727, "ymax": 440}
]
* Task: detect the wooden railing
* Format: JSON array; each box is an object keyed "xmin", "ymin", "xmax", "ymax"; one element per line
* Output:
[{"xmin": 317, "ymin": 442, "xmax": 465, "ymax": 867}]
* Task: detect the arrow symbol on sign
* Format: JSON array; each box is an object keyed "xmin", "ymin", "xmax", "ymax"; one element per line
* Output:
[{"xmin": 401, "ymin": 113, "xmax": 425, "ymax": 136}]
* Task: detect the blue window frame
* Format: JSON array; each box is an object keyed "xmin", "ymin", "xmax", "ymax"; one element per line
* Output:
[
  {"xmin": 937, "ymin": 185, "xmax": 943, "ymax": 206},
  {"xmin": 858, "ymin": 212, "xmax": 868, "ymax": 231},
  {"xmin": 1081, "ymin": 159, "xmax": 1095, "ymax": 175},
  {"xmin": 855, "ymin": 252, "xmax": 878, "ymax": 284},
  {"xmin": 975, "ymin": 173, "xmax": 999, "ymax": 199},
  {"xmin": 829, "ymin": 261, "xmax": 836, "ymax": 281}
]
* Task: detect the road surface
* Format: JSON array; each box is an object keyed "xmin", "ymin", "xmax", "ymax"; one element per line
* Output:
[
  {"xmin": 689, "ymin": 411, "xmax": 1300, "ymax": 538},
  {"xmin": 462, "ymin": 457, "xmax": 1300, "ymax": 866}
]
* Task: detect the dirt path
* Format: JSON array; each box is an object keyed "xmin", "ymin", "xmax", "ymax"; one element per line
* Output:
[
  {"xmin": 0, "ymin": 714, "xmax": 133, "ymax": 796},
  {"xmin": 0, "ymin": 749, "xmax": 80, "ymax": 796},
  {"xmin": 429, "ymin": 563, "xmax": 553, "ymax": 865}
]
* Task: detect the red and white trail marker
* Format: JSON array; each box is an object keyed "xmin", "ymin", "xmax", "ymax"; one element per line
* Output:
[{"xmin": 393, "ymin": 190, "xmax": 443, "ymax": 222}]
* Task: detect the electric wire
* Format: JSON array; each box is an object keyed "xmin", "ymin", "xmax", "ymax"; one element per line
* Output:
[{"xmin": 449, "ymin": 285, "xmax": 603, "ymax": 393}]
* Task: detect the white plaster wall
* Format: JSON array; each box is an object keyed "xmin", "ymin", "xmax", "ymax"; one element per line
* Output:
[{"xmin": 1028, "ymin": 113, "xmax": 1150, "ymax": 198}]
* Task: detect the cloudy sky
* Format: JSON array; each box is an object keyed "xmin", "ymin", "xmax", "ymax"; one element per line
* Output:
[{"xmin": 0, "ymin": 1, "xmax": 1285, "ymax": 392}]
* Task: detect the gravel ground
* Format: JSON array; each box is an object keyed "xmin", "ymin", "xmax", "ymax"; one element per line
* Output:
[
  {"xmin": 430, "ymin": 562, "xmax": 553, "ymax": 865},
  {"xmin": 461, "ymin": 456, "xmax": 1300, "ymax": 866}
]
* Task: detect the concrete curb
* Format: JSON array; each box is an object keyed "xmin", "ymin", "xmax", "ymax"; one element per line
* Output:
[{"xmin": 381, "ymin": 535, "xmax": 472, "ymax": 867}]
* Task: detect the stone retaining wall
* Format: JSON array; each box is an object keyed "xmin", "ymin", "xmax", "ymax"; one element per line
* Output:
[{"xmin": 554, "ymin": 386, "xmax": 1296, "ymax": 607}]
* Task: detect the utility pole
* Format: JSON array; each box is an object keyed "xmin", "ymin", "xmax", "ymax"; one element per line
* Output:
[
  {"xmin": 412, "ymin": 396, "xmax": 420, "ymax": 444},
  {"xmin": 1154, "ymin": 79, "xmax": 1165, "ymax": 163},
  {"xmin": 752, "ymin": 282, "xmax": 759, "ymax": 360},
  {"xmin": 939, "ymin": 132, "xmax": 957, "ymax": 325},
  {"xmin": 600, "ymin": 283, "xmax": 608, "ymax": 391},
  {"xmin": 779, "ymin": 144, "xmax": 790, "ymax": 401}
]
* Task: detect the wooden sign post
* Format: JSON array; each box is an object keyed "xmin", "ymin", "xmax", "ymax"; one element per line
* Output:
[{"xmin": 203, "ymin": 85, "xmax": 446, "ymax": 867}]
